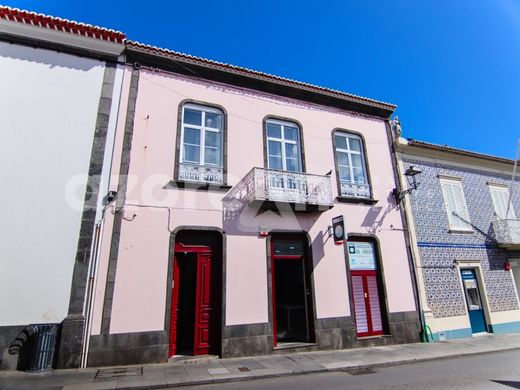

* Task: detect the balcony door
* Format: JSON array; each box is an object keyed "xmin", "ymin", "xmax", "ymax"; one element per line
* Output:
[{"xmin": 265, "ymin": 119, "xmax": 305, "ymax": 201}]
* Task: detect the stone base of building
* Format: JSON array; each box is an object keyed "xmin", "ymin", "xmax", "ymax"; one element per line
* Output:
[{"xmin": 84, "ymin": 310, "xmax": 420, "ymax": 367}]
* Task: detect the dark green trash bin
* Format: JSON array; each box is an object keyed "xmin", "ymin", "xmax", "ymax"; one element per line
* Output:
[{"xmin": 20, "ymin": 324, "xmax": 59, "ymax": 372}]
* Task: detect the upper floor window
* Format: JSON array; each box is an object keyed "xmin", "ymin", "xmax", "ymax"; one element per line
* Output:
[
  {"xmin": 489, "ymin": 184, "xmax": 516, "ymax": 220},
  {"xmin": 178, "ymin": 103, "xmax": 224, "ymax": 184},
  {"xmin": 440, "ymin": 177, "xmax": 472, "ymax": 231},
  {"xmin": 334, "ymin": 132, "xmax": 370, "ymax": 198},
  {"xmin": 265, "ymin": 119, "xmax": 302, "ymax": 172}
]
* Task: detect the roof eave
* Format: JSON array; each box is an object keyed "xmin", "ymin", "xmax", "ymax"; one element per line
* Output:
[{"xmin": 125, "ymin": 43, "xmax": 396, "ymax": 119}]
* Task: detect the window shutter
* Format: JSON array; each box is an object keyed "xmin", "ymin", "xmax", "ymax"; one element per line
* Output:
[
  {"xmin": 441, "ymin": 179, "xmax": 471, "ymax": 230},
  {"xmin": 490, "ymin": 186, "xmax": 516, "ymax": 219},
  {"xmin": 352, "ymin": 275, "xmax": 368, "ymax": 334}
]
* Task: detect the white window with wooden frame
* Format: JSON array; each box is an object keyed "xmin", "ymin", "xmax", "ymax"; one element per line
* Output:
[
  {"xmin": 265, "ymin": 119, "xmax": 302, "ymax": 173},
  {"xmin": 178, "ymin": 103, "xmax": 224, "ymax": 184},
  {"xmin": 439, "ymin": 177, "xmax": 472, "ymax": 231},
  {"xmin": 334, "ymin": 132, "xmax": 371, "ymax": 198},
  {"xmin": 488, "ymin": 184, "xmax": 516, "ymax": 220}
]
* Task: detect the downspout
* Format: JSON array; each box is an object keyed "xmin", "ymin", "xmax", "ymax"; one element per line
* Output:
[
  {"xmin": 384, "ymin": 119, "xmax": 429, "ymax": 342},
  {"xmin": 80, "ymin": 60, "xmax": 126, "ymax": 368}
]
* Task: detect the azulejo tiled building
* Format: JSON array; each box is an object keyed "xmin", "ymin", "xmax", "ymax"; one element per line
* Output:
[{"xmin": 395, "ymin": 138, "xmax": 520, "ymax": 340}]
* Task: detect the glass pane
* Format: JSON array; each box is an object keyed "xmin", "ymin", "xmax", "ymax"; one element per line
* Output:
[
  {"xmin": 183, "ymin": 144, "xmax": 200, "ymax": 163},
  {"xmin": 273, "ymin": 240, "xmax": 304, "ymax": 255},
  {"xmin": 267, "ymin": 123, "xmax": 282, "ymax": 139},
  {"xmin": 467, "ymin": 288, "xmax": 481, "ymax": 310},
  {"xmin": 349, "ymin": 137, "xmax": 362, "ymax": 152},
  {"xmin": 268, "ymin": 140, "xmax": 282, "ymax": 157},
  {"xmin": 285, "ymin": 143, "xmax": 299, "ymax": 159},
  {"xmin": 353, "ymin": 167, "xmax": 366, "ymax": 183},
  {"xmin": 205, "ymin": 112, "xmax": 223, "ymax": 129},
  {"xmin": 204, "ymin": 147, "xmax": 219, "ymax": 166},
  {"xmin": 205, "ymin": 131, "xmax": 221, "ymax": 148},
  {"xmin": 337, "ymin": 151, "xmax": 349, "ymax": 166},
  {"xmin": 183, "ymin": 127, "xmax": 200, "ymax": 145},
  {"xmin": 284, "ymin": 126, "xmax": 299, "ymax": 141},
  {"xmin": 286, "ymin": 157, "xmax": 299, "ymax": 172},
  {"xmin": 339, "ymin": 166, "xmax": 351, "ymax": 182},
  {"xmin": 351, "ymin": 154, "xmax": 363, "ymax": 169},
  {"xmin": 335, "ymin": 135, "xmax": 348, "ymax": 150},
  {"xmin": 268, "ymin": 155, "xmax": 283, "ymax": 170},
  {"xmin": 184, "ymin": 109, "xmax": 202, "ymax": 126}
]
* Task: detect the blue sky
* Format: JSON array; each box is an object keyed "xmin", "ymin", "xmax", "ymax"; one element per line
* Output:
[{"xmin": 5, "ymin": 1, "xmax": 520, "ymax": 158}]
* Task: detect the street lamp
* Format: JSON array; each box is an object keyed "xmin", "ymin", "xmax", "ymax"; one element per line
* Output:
[{"xmin": 393, "ymin": 166, "xmax": 422, "ymax": 204}]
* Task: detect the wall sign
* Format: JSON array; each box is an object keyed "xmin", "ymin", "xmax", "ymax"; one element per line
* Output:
[
  {"xmin": 332, "ymin": 216, "xmax": 345, "ymax": 245},
  {"xmin": 347, "ymin": 241, "xmax": 376, "ymax": 270}
]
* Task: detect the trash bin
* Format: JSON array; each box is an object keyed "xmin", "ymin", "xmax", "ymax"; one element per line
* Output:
[{"xmin": 19, "ymin": 324, "xmax": 59, "ymax": 372}]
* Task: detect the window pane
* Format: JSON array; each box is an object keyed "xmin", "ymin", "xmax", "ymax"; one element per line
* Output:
[
  {"xmin": 204, "ymin": 147, "xmax": 219, "ymax": 166},
  {"xmin": 284, "ymin": 126, "xmax": 299, "ymax": 141},
  {"xmin": 285, "ymin": 143, "xmax": 299, "ymax": 159},
  {"xmin": 205, "ymin": 112, "xmax": 223, "ymax": 129},
  {"xmin": 183, "ymin": 144, "xmax": 200, "ymax": 163},
  {"xmin": 267, "ymin": 123, "xmax": 282, "ymax": 139},
  {"xmin": 183, "ymin": 127, "xmax": 200, "ymax": 145},
  {"xmin": 269, "ymin": 155, "xmax": 283, "ymax": 170},
  {"xmin": 184, "ymin": 109, "xmax": 202, "ymax": 126},
  {"xmin": 268, "ymin": 140, "xmax": 282, "ymax": 157},
  {"xmin": 205, "ymin": 130, "xmax": 221, "ymax": 148},
  {"xmin": 337, "ymin": 151, "xmax": 349, "ymax": 166},
  {"xmin": 339, "ymin": 166, "xmax": 351, "ymax": 182},
  {"xmin": 349, "ymin": 137, "xmax": 362, "ymax": 152},
  {"xmin": 335, "ymin": 135, "xmax": 348, "ymax": 150},
  {"xmin": 353, "ymin": 167, "xmax": 366, "ymax": 183},
  {"xmin": 351, "ymin": 154, "xmax": 363, "ymax": 169},
  {"xmin": 286, "ymin": 157, "xmax": 299, "ymax": 172}
]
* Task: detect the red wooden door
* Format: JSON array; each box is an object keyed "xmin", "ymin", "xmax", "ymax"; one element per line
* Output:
[
  {"xmin": 351, "ymin": 270, "xmax": 383, "ymax": 337},
  {"xmin": 169, "ymin": 244, "xmax": 213, "ymax": 357},
  {"xmin": 194, "ymin": 251, "xmax": 212, "ymax": 355},
  {"xmin": 168, "ymin": 254, "xmax": 180, "ymax": 357}
]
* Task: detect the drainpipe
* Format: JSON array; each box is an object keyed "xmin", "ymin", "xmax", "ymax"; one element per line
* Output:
[
  {"xmin": 80, "ymin": 61, "xmax": 126, "ymax": 368},
  {"xmin": 385, "ymin": 119, "xmax": 431, "ymax": 342}
]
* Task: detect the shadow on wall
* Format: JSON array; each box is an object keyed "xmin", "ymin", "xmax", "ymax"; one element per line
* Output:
[
  {"xmin": 360, "ymin": 190, "xmax": 399, "ymax": 234},
  {"xmin": 1, "ymin": 40, "xmax": 101, "ymax": 72}
]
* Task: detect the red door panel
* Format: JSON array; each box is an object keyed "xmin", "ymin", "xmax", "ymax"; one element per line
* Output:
[
  {"xmin": 194, "ymin": 252, "xmax": 212, "ymax": 355},
  {"xmin": 351, "ymin": 271, "xmax": 383, "ymax": 337},
  {"xmin": 352, "ymin": 275, "xmax": 369, "ymax": 335},
  {"xmin": 168, "ymin": 255, "xmax": 180, "ymax": 357}
]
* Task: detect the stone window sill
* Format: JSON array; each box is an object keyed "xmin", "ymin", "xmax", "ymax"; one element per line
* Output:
[
  {"xmin": 167, "ymin": 180, "xmax": 232, "ymax": 192},
  {"xmin": 447, "ymin": 229, "xmax": 474, "ymax": 235},
  {"xmin": 336, "ymin": 196, "xmax": 378, "ymax": 205}
]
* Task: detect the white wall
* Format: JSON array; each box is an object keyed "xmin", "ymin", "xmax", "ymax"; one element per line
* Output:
[{"xmin": 0, "ymin": 41, "xmax": 105, "ymax": 325}]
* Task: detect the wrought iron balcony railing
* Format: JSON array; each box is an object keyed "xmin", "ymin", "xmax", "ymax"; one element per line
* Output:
[
  {"xmin": 340, "ymin": 181, "xmax": 371, "ymax": 198},
  {"xmin": 178, "ymin": 162, "xmax": 223, "ymax": 184},
  {"xmin": 491, "ymin": 219, "xmax": 520, "ymax": 249},
  {"xmin": 241, "ymin": 167, "xmax": 333, "ymax": 210}
]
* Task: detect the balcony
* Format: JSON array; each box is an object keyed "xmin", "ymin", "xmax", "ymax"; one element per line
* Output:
[
  {"xmin": 178, "ymin": 162, "xmax": 223, "ymax": 184},
  {"xmin": 491, "ymin": 219, "xmax": 520, "ymax": 249},
  {"xmin": 238, "ymin": 168, "xmax": 333, "ymax": 211}
]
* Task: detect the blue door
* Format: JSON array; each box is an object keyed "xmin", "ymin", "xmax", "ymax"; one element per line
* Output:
[{"xmin": 461, "ymin": 269, "xmax": 487, "ymax": 334}]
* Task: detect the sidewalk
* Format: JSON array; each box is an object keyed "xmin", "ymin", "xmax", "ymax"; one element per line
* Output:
[{"xmin": 1, "ymin": 333, "xmax": 520, "ymax": 390}]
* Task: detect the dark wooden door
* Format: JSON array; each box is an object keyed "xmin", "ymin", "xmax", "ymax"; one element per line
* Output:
[
  {"xmin": 194, "ymin": 251, "xmax": 212, "ymax": 355},
  {"xmin": 351, "ymin": 270, "xmax": 383, "ymax": 337}
]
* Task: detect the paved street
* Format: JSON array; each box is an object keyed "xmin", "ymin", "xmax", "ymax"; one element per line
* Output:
[
  {"xmin": 1, "ymin": 334, "xmax": 520, "ymax": 389},
  {"xmin": 176, "ymin": 350, "xmax": 520, "ymax": 390}
]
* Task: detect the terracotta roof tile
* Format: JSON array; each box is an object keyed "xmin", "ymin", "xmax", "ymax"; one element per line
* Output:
[
  {"xmin": 127, "ymin": 40, "xmax": 397, "ymax": 111},
  {"xmin": 0, "ymin": 6, "xmax": 125, "ymax": 43},
  {"xmin": 407, "ymin": 139, "xmax": 516, "ymax": 165}
]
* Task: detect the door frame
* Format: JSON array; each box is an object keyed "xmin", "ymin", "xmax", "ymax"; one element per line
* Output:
[
  {"xmin": 344, "ymin": 234, "xmax": 390, "ymax": 338},
  {"xmin": 164, "ymin": 227, "xmax": 225, "ymax": 359},
  {"xmin": 267, "ymin": 232, "xmax": 316, "ymax": 347},
  {"xmin": 169, "ymin": 243, "xmax": 212, "ymax": 357},
  {"xmin": 454, "ymin": 260, "xmax": 491, "ymax": 333}
]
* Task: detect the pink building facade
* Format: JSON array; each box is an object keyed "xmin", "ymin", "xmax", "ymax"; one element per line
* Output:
[{"xmin": 84, "ymin": 44, "xmax": 420, "ymax": 366}]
